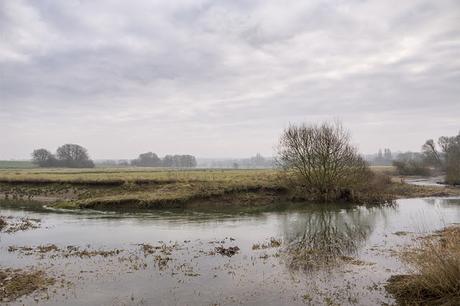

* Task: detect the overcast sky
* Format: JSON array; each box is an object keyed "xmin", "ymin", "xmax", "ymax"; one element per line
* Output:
[{"xmin": 1, "ymin": 0, "xmax": 459, "ymax": 159}]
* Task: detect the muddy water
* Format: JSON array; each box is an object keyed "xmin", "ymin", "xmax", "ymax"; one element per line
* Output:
[{"xmin": 1, "ymin": 198, "xmax": 460, "ymax": 306}]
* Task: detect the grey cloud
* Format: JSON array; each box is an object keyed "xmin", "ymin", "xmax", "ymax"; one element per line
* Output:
[{"xmin": 1, "ymin": 0, "xmax": 459, "ymax": 159}]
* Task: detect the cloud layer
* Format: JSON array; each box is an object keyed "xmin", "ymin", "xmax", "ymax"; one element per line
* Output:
[{"xmin": 1, "ymin": 0, "xmax": 459, "ymax": 159}]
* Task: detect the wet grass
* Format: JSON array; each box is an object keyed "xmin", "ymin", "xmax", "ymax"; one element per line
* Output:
[{"xmin": 386, "ymin": 225, "xmax": 460, "ymax": 305}]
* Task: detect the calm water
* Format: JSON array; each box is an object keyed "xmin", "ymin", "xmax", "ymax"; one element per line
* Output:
[{"xmin": 1, "ymin": 197, "xmax": 460, "ymax": 305}]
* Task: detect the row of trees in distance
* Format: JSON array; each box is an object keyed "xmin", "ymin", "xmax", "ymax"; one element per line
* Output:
[
  {"xmin": 131, "ymin": 152, "xmax": 197, "ymax": 168},
  {"xmin": 198, "ymin": 153, "xmax": 273, "ymax": 169},
  {"xmin": 32, "ymin": 144, "xmax": 95, "ymax": 168},
  {"xmin": 31, "ymin": 146, "xmax": 197, "ymax": 168}
]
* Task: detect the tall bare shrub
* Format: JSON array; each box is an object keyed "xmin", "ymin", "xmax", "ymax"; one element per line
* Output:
[{"xmin": 276, "ymin": 121, "xmax": 371, "ymax": 201}]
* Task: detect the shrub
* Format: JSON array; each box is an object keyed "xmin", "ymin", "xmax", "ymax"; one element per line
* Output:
[
  {"xmin": 276, "ymin": 121, "xmax": 377, "ymax": 202},
  {"xmin": 393, "ymin": 152, "xmax": 431, "ymax": 176}
]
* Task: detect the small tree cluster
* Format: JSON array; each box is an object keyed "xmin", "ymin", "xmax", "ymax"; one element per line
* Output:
[
  {"xmin": 131, "ymin": 153, "xmax": 197, "ymax": 168},
  {"xmin": 393, "ymin": 132, "xmax": 460, "ymax": 184},
  {"xmin": 32, "ymin": 144, "xmax": 94, "ymax": 168},
  {"xmin": 392, "ymin": 152, "xmax": 430, "ymax": 176},
  {"xmin": 131, "ymin": 152, "xmax": 162, "ymax": 167},
  {"xmin": 422, "ymin": 132, "xmax": 460, "ymax": 184}
]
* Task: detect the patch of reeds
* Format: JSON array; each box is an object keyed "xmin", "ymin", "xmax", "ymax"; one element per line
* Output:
[{"xmin": 386, "ymin": 226, "xmax": 460, "ymax": 305}]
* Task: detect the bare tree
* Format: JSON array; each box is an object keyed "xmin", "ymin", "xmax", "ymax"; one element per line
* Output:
[
  {"xmin": 56, "ymin": 144, "xmax": 94, "ymax": 168},
  {"xmin": 131, "ymin": 152, "xmax": 161, "ymax": 167},
  {"xmin": 31, "ymin": 149, "xmax": 56, "ymax": 167},
  {"xmin": 421, "ymin": 132, "xmax": 460, "ymax": 184},
  {"xmin": 422, "ymin": 139, "xmax": 443, "ymax": 169},
  {"xmin": 276, "ymin": 121, "xmax": 370, "ymax": 200}
]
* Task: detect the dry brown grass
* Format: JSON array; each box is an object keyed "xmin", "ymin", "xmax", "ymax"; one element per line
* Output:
[{"xmin": 386, "ymin": 226, "xmax": 460, "ymax": 305}]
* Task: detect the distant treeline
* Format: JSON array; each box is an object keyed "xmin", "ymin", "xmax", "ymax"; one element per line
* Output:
[
  {"xmin": 366, "ymin": 148, "xmax": 393, "ymax": 166},
  {"xmin": 32, "ymin": 144, "xmax": 95, "ymax": 168},
  {"xmin": 130, "ymin": 152, "xmax": 197, "ymax": 168},
  {"xmin": 31, "ymin": 146, "xmax": 198, "ymax": 169},
  {"xmin": 96, "ymin": 153, "xmax": 273, "ymax": 169},
  {"xmin": 197, "ymin": 153, "xmax": 274, "ymax": 169}
]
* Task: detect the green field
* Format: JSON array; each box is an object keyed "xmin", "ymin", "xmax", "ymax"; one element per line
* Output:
[{"xmin": 0, "ymin": 161, "xmax": 35, "ymax": 169}]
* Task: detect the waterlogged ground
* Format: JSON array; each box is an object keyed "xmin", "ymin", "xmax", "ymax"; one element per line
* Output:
[{"xmin": 1, "ymin": 198, "xmax": 460, "ymax": 305}]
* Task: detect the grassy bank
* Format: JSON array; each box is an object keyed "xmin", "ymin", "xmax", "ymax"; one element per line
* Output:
[
  {"xmin": 0, "ymin": 168, "xmax": 459, "ymax": 210},
  {"xmin": 386, "ymin": 226, "xmax": 460, "ymax": 305},
  {"xmin": 0, "ymin": 168, "xmax": 284, "ymax": 209}
]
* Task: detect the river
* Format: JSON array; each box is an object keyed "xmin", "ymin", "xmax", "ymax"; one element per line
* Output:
[{"xmin": 1, "ymin": 197, "xmax": 459, "ymax": 305}]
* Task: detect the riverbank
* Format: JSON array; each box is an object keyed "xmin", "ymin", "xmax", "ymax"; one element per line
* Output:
[{"xmin": 0, "ymin": 168, "xmax": 459, "ymax": 210}]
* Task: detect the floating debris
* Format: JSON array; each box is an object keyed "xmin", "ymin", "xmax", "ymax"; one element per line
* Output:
[
  {"xmin": 393, "ymin": 231, "xmax": 411, "ymax": 236},
  {"xmin": 0, "ymin": 216, "xmax": 41, "ymax": 234},
  {"xmin": 252, "ymin": 238, "xmax": 282, "ymax": 250},
  {"xmin": 8, "ymin": 244, "xmax": 123, "ymax": 258},
  {"xmin": 215, "ymin": 246, "xmax": 240, "ymax": 257}
]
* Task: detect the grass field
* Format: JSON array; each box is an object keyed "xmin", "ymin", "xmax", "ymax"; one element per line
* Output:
[
  {"xmin": 0, "ymin": 168, "xmax": 284, "ymax": 209},
  {"xmin": 0, "ymin": 166, "xmax": 457, "ymax": 210},
  {"xmin": 0, "ymin": 167, "xmax": 281, "ymax": 185},
  {"xmin": 0, "ymin": 161, "xmax": 35, "ymax": 169}
]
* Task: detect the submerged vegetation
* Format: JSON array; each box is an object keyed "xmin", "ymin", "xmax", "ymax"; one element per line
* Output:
[
  {"xmin": 386, "ymin": 226, "xmax": 460, "ymax": 305},
  {"xmin": 0, "ymin": 216, "xmax": 41, "ymax": 233},
  {"xmin": 0, "ymin": 268, "xmax": 55, "ymax": 302}
]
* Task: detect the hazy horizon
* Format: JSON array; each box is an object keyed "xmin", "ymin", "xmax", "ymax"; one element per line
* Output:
[{"xmin": 1, "ymin": 0, "xmax": 459, "ymax": 160}]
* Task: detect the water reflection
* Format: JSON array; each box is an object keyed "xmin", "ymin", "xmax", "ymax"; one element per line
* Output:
[{"xmin": 280, "ymin": 205, "xmax": 390, "ymax": 272}]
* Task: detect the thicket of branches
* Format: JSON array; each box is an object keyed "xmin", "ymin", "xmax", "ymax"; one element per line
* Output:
[
  {"xmin": 392, "ymin": 152, "xmax": 430, "ymax": 176},
  {"xmin": 422, "ymin": 133, "xmax": 460, "ymax": 184},
  {"xmin": 277, "ymin": 121, "xmax": 375, "ymax": 202},
  {"xmin": 393, "ymin": 132, "xmax": 460, "ymax": 184}
]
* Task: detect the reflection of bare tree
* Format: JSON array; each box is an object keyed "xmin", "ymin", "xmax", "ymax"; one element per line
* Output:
[{"xmin": 280, "ymin": 205, "xmax": 388, "ymax": 272}]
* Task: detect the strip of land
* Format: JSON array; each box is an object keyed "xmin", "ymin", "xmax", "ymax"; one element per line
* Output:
[{"xmin": 0, "ymin": 168, "xmax": 459, "ymax": 210}]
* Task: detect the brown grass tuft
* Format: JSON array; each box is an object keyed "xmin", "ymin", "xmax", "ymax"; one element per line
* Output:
[
  {"xmin": 386, "ymin": 226, "xmax": 460, "ymax": 305},
  {"xmin": 0, "ymin": 268, "xmax": 55, "ymax": 302}
]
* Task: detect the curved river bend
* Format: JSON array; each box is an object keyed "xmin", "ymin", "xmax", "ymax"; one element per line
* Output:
[{"xmin": 1, "ymin": 197, "xmax": 459, "ymax": 305}]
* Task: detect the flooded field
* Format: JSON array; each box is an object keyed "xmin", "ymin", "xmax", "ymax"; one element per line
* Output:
[{"xmin": 1, "ymin": 197, "xmax": 460, "ymax": 305}]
